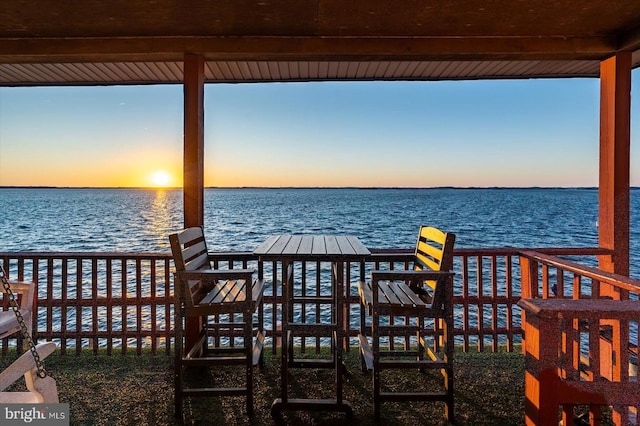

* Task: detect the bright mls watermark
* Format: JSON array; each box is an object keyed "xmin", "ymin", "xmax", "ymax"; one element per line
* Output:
[{"xmin": 1, "ymin": 404, "xmax": 68, "ymax": 425}]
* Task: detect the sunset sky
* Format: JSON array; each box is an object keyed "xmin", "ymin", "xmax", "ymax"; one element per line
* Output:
[{"xmin": 1, "ymin": 69, "xmax": 640, "ymax": 188}]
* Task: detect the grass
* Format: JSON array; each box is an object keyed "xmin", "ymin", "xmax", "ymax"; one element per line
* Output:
[{"xmin": 1, "ymin": 346, "xmax": 527, "ymax": 425}]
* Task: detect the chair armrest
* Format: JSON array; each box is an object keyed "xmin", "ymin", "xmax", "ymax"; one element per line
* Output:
[
  {"xmin": 370, "ymin": 270, "xmax": 453, "ymax": 283},
  {"xmin": 180, "ymin": 268, "xmax": 256, "ymax": 282},
  {"xmin": 0, "ymin": 342, "xmax": 56, "ymax": 392},
  {"xmin": 3, "ymin": 281, "xmax": 35, "ymax": 312},
  {"xmin": 3, "ymin": 281, "xmax": 32, "ymax": 294}
]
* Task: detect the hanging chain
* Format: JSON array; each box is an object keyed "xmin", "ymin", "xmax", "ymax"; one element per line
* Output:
[{"xmin": 0, "ymin": 264, "xmax": 47, "ymax": 378}]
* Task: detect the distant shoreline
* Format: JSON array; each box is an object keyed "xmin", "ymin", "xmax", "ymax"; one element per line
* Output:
[{"xmin": 0, "ymin": 185, "xmax": 607, "ymax": 190}]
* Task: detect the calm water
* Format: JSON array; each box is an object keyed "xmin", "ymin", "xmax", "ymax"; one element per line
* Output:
[
  {"xmin": 2, "ymin": 187, "xmax": 639, "ymax": 346},
  {"xmin": 2, "ymin": 187, "xmax": 640, "ymax": 272}
]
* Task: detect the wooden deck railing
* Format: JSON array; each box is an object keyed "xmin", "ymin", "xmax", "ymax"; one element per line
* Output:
[
  {"xmin": 0, "ymin": 247, "xmax": 609, "ymax": 356},
  {"xmin": 0, "ymin": 252, "xmax": 174, "ymax": 355},
  {"xmin": 518, "ymin": 250, "xmax": 639, "ymax": 425}
]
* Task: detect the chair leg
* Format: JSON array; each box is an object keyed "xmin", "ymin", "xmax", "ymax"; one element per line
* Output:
[
  {"xmin": 372, "ymin": 313, "xmax": 381, "ymax": 421},
  {"xmin": 245, "ymin": 311, "xmax": 254, "ymax": 416},
  {"xmin": 174, "ymin": 308, "xmax": 184, "ymax": 418},
  {"xmin": 444, "ymin": 307, "xmax": 455, "ymax": 423},
  {"xmin": 258, "ymin": 301, "xmax": 265, "ymax": 369},
  {"xmin": 373, "ymin": 368, "xmax": 381, "ymax": 422},
  {"xmin": 359, "ymin": 300, "xmax": 367, "ymax": 372}
]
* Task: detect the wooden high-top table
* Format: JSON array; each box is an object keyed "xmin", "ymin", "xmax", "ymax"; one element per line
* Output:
[{"xmin": 254, "ymin": 234, "xmax": 370, "ymax": 417}]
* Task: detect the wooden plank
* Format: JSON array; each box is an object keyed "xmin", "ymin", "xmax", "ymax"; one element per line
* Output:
[
  {"xmin": 324, "ymin": 235, "xmax": 340, "ymax": 255},
  {"xmin": 251, "ymin": 278, "xmax": 265, "ymax": 304},
  {"xmin": 177, "ymin": 227, "xmax": 205, "ymax": 245},
  {"xmin": 312, "ymin": 235, "xmax": 326, "ymax": 255},
  {"xmin": 419, "ymin": 226, "xmax": 448, "ymax": 246},
  {"xmin": 518, "ymin": 298, "xmax": 640, "ymax": 318},
  {"xmin": 358, "ymin": 334, "xmax": 373, "ymax": 370},
  {"xmin": 298, "ymin": 235, "xmax": 313, "ymax": 254},
  {"xmin": 183, "ymin": 250, "xmax": 208, "ymax": 270},
  {"xmin": 252, "ymin": 330, "xmax": 265, "ymax": 366},
  {"xmin": 345, "ymin": 235, "xmax": 370, "ymax": 256},
  {"xmin": 219, "ymin": 279, "xmax": 246, "ymax": 303},
  {"xmin": 199, "ymin": 280, "xmax": 225, "ymax": 305},
  {"xmin": 253, "ymin": 234, "xmax": 279, "ymax": 255},
  {"xmin": 416, "ymin": 239, "xmax": 443, "ymax": 261},
  {"xmin": 282, "ymin": 235, "xmax": 303, "ymax": 255},
  {"xmin": 358, "ymin": 280, "xmax": 373, "ymax": 307},
  {"xmin": 266, "ymin": 234, "xmax": 291, "ymax": 256},
  {"xmin": 378, "ymin": 281, "xmax": 402, "ymax": 305},
  {"xmin": 335, "ymin": 235, "xmax": 356, "ymax": 256}
]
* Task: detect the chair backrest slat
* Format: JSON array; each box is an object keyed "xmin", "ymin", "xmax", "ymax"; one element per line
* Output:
[
  {"xmin": 170, "ymin": 226, "xmax": 210, "ymax": 272},
  {"xmin": 413, "ymin": 225, "xmax": 455, "ymax": 309},
  {"xmin": 414, "ymin": 226, "xmax": 452, "ymax": 272},
  {"xmin": 182, "ymin": 245, "xmax": 209, "ymax": 271}
]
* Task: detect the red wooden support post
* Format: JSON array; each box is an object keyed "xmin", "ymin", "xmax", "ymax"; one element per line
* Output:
[
  {"xmin": 598, "ymin": 52, "xmax": 631, "ymax": 425},
  {"xmin": 183, "ymin": 53, "xmax": 205, "ymax": 229},
  {"xmin": 598, "ymin": 51, "xmax": 631, "ymax": 279},
  {"xmin": 519, "ymin": 299, "xmax": 561, "ymax": 426},
  {"xmin": 183, "ymin": 53, "xmax": 205, "ymax": 350},
  {"xmin": 519, "ymin": 253, "xmax": 538, "ymax": 354},
  {"xmin": 519, "ymin": 254, "xmax": 538, "ymax": 299}
]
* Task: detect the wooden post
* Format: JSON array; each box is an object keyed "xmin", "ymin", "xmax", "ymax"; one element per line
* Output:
[
  {"xmin": 598, "ymin": 52, "xmax": 631, "ymax": 278},
  {"xmin": 183, "ymin": 53, "xmax": 205, "ymax": 350},
  {"xmin": 598, "ymin": 53, "xmax": 631, "ymax": 425},
  {"xmin": 520, "ymin": 301, "xmax": 560, "ymax": 426},
  {"xmin": 519, "ymin": 254, "xmax": 538, "ymax": 354},
  {"xmin": 183, "ymin": 53, "xmax": 205, "ymax": 229}
]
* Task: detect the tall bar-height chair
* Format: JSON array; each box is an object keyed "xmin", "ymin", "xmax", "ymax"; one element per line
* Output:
[
  {"xmin": 358, "ymin": 226, "xmax": 456, "ymax": 422},
  {"xmin": 170, "ymin": 226, "xmax": 265, "ymax": 417}
]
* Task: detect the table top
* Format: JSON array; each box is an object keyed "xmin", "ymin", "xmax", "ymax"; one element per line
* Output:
[{"xmin": 253, "ymin": 234, "xmax": 370, "ymax": 261}]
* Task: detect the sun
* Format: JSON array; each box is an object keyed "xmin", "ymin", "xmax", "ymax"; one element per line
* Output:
[{"xmin": 150, "ymin": 170, "xmax": 171, "ymax": 187}]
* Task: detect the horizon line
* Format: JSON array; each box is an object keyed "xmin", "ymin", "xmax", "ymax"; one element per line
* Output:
[{"xmin": 0, "ymin": 185, "xmax": 607, "ymax": 190}]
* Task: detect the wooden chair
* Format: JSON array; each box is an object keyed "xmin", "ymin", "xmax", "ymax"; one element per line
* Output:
[
  {"xmin": 0, "ymin": 280, "xmax": 34, "ymax": 341},
  {"xmin": 0, "ymin": 278, "xmax": 58, "ymax": 404},
  {"xmin": 358, "ymin": 226, "xmax": 456, "ymax": 422},
  {"xmin": 0, "ymin": 342, "xmax": 59, "ymax": 403},
  {"xmin": 169, "ymin": 226, "xmax": 266, "ymax": 417}
]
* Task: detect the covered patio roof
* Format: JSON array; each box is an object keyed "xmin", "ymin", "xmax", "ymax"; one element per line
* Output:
[
  {"xmin": 0, "ymin": 1, "xmax": 636, "ymax": 279},
  {"xmin": 1, "ymin": 0, "xmax": 639, "ymax": 85}
]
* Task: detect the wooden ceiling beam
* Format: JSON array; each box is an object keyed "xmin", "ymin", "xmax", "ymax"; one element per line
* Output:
[
  {"xmin": 617, "ymin": 24, "xmax": 640, "ymax": 52},
  {"xmin": 0, "ymin": 35, "xmax": 617, "ymax": 64}
]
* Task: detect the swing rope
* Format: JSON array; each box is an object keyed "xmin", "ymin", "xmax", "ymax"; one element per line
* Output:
[{"xmin": 0, "ymin": 264, "xmax": 47, "ymax": 378}]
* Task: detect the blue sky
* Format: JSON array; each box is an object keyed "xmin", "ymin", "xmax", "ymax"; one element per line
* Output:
[{"xmin": 1, "ymin": 69, "xmax": 639, "ymax": 187}]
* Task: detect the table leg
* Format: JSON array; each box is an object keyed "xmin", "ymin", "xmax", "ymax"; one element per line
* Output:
[
  {"xmin": 270, "ymin": 258, "xmax": 353, "ymax": 419},
  {"xmin": 334, "ymin": 261, "xmax": 344, "ymax": 404},
  {"xmin": 280, "ymin": 260, "xmax": 290, "ymax": 404}
]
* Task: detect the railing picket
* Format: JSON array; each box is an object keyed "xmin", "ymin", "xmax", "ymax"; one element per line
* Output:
[
  {"xmin": 477, "ymin": 255, "xmax": 484, "ymax": 352},
  {"xmin": 136, "ymin": 258, "xmax": 142, "ymax": 355},
  {"xmin": 158, "ymin": 258, "xmax": 173, "ymax": 355},
  {"xmin": 505, "ymin": 255, "xmax": 513, "ymax": 352},
  {"xmin": 61, "ymin": 258, "xmax": 68, "ymax": 355},
  {"xmin": 150, "ymin": 259, "xmax": 157, "ymax": 355},
  {"xmin": 76, "ymin": 258, "xmax": 83, "ymax": 355},
  {"xmin": 542, "ymin": 264, "xmax": 549, "ymax": 298},
  {"xmin": 106, "ymin": 258, "xmax": 113, "ymax": 355},
  {"xmin": 461, "ymin": 255, "xmax": 469, "ymax": 352},
  {"xmin": 491, "ymin": 255, "xmax": 498, "ymax": 352},
  {"xmin": 92, "ymin": 258, "xmax": 98, "ymax": 354},
  {"xmin": 121, "ymin": 257, "xmax": 127, "ymax": 354}
]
